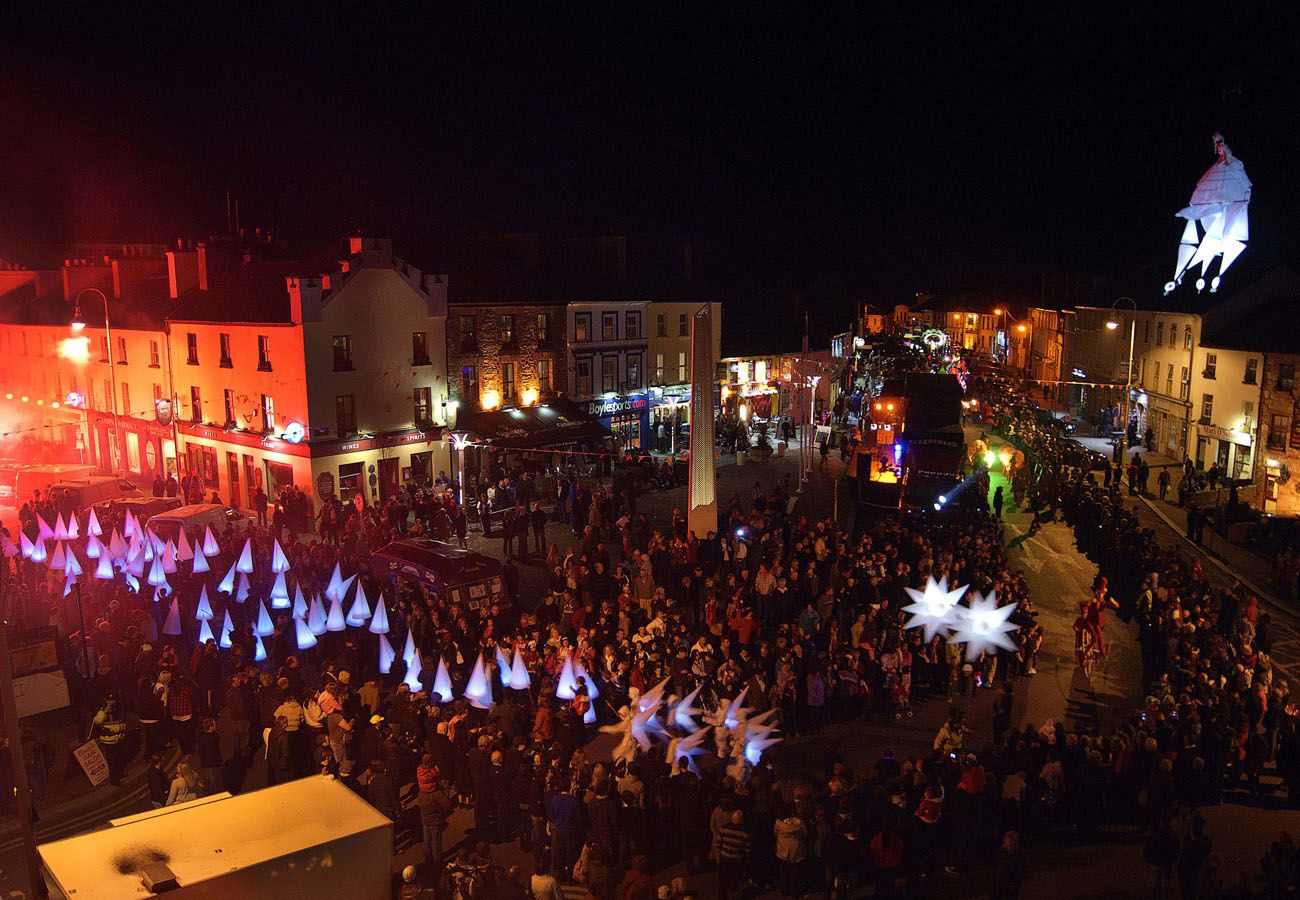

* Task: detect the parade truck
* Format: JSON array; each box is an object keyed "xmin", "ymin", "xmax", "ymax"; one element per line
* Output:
[{"xmin": 39, "ymin": 777, "xmax": 392, "ymax": 900}]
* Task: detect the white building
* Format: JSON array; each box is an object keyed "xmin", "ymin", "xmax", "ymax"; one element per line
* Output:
[{"xmin": 566, "ymin": 300, "xmax": 649, "ymax": 447}]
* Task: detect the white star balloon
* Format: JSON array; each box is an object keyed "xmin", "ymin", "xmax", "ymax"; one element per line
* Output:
[
  {"xmin": 902, "ymin": 575, "xmax": 969, "ymax": 641},
  {"xmin": 948, "ymin": 590, "xmax": 1020, "ymax": 660}
]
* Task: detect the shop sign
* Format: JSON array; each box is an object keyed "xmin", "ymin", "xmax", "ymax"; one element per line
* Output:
[
  {"xmin": 317, "ymin": 472, "xmax": 336, "ymax": 500},
  {"xmin": 155, "ymin": 398, "xmax": 174, "ymax": 426},
  {"xmin": 586, "ymin": 393, "xmax": 648, "ymax": 417}
]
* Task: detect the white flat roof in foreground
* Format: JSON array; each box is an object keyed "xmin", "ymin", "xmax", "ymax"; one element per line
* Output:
[{"xmin": 39, "ymin": 776, "xmax": 390, "ymax": 900}]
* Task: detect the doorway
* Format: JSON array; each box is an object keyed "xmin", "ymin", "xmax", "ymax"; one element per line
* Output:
[{"xmin": 378, "ymin": 457, "xmax": 400, "ymax": 501}]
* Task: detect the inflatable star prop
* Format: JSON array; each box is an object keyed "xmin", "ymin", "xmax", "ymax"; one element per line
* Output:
[
  {"xmin": 949, "ymin": 590, "xmax": 1020, "ymax": 660},
  {"xmin": 902, "ymin": 575, "xmax": 969, "ymax": 641}
]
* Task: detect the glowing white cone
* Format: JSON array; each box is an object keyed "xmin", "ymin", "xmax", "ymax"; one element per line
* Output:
[
  {"xmin": 556, "ymin": 654, "xmax": 578, "ymax": 700},
  {"xmin": 198, "ymin": 618, "xmax": 216, "ymax": 645},
  {"xmin": 463, "ymin": 653, "xmax": 492, "ymax": 709},
  {"xmin": 235, "ymin": 538, "xmax": 254, "ymax": 574},
  {"xmin": 19, "ymin": 532, "xmax": 34, "ymax": 560},
  {"xmin": 195, "ymin": 586, "xmax": 214, "ymax": 621},
  {"xmin": 124, "ymin": 573, "xmax": 140, "ymax": 593},
  {"xmin": 218, "ymin": 560, "xmax": 237, "ymax": 594},
  {"xmin": 510, "ymin": 649, "xmax": 531, "ymax": 690},
  {"xmin": 87, "ymin": 508, "xmax": 102, "ymax": 537},
  {"xmin": 63, "ymin": 550, "xmax": 83, "ymax": 578},
  {"xmin": 53, "ymin": 513, "xmax": 68, "ymax": 540},
  {"xmin": 66, "ymin": 513, "xmax": 79, "ymax": 540},
  {"xmin": 496, "ymin": 646, "xmax": 513, "ymax": 688},
  {"xmin": 192, "ymin": 546, "xmax": 209, "ymax": 574},
  {"xmin": 377, "ymin": 633, "xmax": 396, "ymax": 674},
  {"xmin": 36, "ymin": 517, "xmax": 53, "ymax": 543},
  {"xmin": 94, "ymin": 552, "xmax": 115, "ymax": 580},
  {"xmin": 345, "ymin": 581, "xmax": 371, "ymax": 627},
  {"xmin": 307, "ymin": 594, "xmax": 327, "ymax": 635},
  {"xmin": 235, "ymin": 572, "xmax": 250, "ymax": 603},
  {"xmin": 401, "ymin": 630, "xmax": 418, "ymax": 670},
  {"xmin": 161, "ymin": 541, "xmax": 178, "ymax": 574},
  {"xmin": 292, "ymin": 584, "xmax": 308, "ymax": 619},
  {"xmin": 63, "ymin": 572, "xmax": 77, "ymax": 598},
  {"xmin": 433, "ymin": 656, "xmax": 453, "ymax": 702},
  {"xmin": 123, "ymin": 509, "xmax": 137, "ymax": 539},
  {"xmin": 324, "ymin": 563, "xmax": 343, "ymax": 602},
  {"xmin": 255, "ymin": 601, "xmax": 274, "ymax": 637},
  {"xmin": 162, "ymin": 597, "xmax": 182, "ymax": 635},
  {"xmin": 325, "ymin": 596, "xmax": 346, "ymax": 632},
  {"xmin": 270, "ymin": 571, "xmax": 290, "ymax": 609},
  {"xmin": 202, "ymin": 525, "xmax": 219, "ymax": 556},
  {"xmin": 147, "ymin": 553, "xmax": 168, "ymax": 587},
  {"xmin": 402, "ymin": 658, "xmax": 423, "ymax": 692},
  {"xmin": 294, "ymin": 617, "xmax": 318, "ymax": 650},
  {"xmin": 253, "ymin": 634, "xmax": 267, "ymax": 662},
  {"xmin": 176, "ymin": 529, "xmax": 193, "ymax": 561},
  {"xmin": 85, "ymin": 535, "xmax": 102, "ymax": 559},
  {"xmin": 48, "ymin": 541, "xmax": 66, "ymax": 571},
  {"xmin": 368, "ymin": 597, "xmax": 390, "ymax": 634},
  {"xmin": 218, "ymin": 610, "xmax": 234, "ymax": 648},
  {"xmin": 271, "ymin": 539, "xmax": 290, "ymax": 573},
  {"xmin": 108, "ymin": 528, "xmax": 126, "ymax": 560}
]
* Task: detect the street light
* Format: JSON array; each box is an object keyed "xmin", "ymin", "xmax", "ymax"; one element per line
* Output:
[
  {"xmin": 72, "ymin": 288, "xmax": 124, "ymax": 477},
  {"xmin": 1106, "ymin": 296, "xmax": 1137, "ymax": 461}
]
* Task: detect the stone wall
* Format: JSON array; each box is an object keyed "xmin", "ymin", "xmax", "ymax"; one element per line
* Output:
[{"xmin": 445, "ymin": 302, "xmax": 567, "ymax": 408}]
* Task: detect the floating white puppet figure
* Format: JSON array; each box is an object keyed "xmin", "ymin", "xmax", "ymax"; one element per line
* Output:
[
  {"xmin": 601, "ymin": 697, "xmax": 670, "ymax": 766},
  {"xmin": 666, "ymin": 726, "xmax": 712, "ymax": 776},
  {"xmin": 668, "ymin": 685, "xmax": 705, "ymax": 732},
  {"xmin": 1166, "ymin": 132, "xmax": 1252, "ymax": 295}
]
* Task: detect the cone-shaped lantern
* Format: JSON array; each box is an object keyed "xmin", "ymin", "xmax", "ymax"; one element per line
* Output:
[
  {"xmin": 36, "ymin": 516, "xmax": 53, "ymax": 543},
  {"xmin": 195, "ymin": 586, "xmax": 214, "ymax": 621},
  {"xmin": 292, "ymin": 584, "xmax": 308, "ymax": 619},
  {"xmin": 64, "ymin": 550, "xmax": 83, "ymax": 578},
  {"xmin": 19, "ymin": 532, "xmax": 34, "ymax": 560},
  {"xmin": 53, "ymin": 513, "xmax": 67, "ymax": 540},
  {"xmin": 368, "ymin": 597, "xmax": 390, "ymax": 634},
  {"xmin": 496, "ymin": 646, "xmax": 513, "ymax": 688},
  {"xmin": 253, "ymin": 633, "xmax": 267, "ymax": 662},
  {"xmin": 30, "ymin": 538, "xmax": 47, "ymax": 565},
  {"xmin": 324, "ymin": 563, "xmax": 343, "ymax": 602},
  {"xmin": 162, "ymin": 597, "xmax": 183, "ymax": 635},
  {"xmin": 235, "ymin": 572, "xmax": 250, "ymax": 603},
  {"xmin": 192, "ymin": 546, "xmax": 210, "ymax": 574},
  {"xmin": 325, "ymin": 595, "xmax": 346, "ymax": 632},
  {"xmin": 147, "ymin": 553, "xmax": 168, "ymax": 588},
  {"xmin": 108, "ymin": 528, "xmax": 126, "ymax": 561},
  {"xmin": 202, "ymin": 525, "xmax": 219, "ymax": 557},
  {"xmin": 94, "ymin": 552, "xmax": 115, "ymax": 580},
  {"xmin": 85, "ymin": 535, "xmax": 102, "ymax": 559},
  {"xmin": 433, "ymin": 656, "xmax": 454, "ymax": 703},
  {"xmin": 556, "ymin": 653, "xmax": 578, "ymax": 700},
  {"xmin": 510, "ymin": 649, "xmax": 531, "ymax": 690},
  {"xmin": 574, "ymin": 657, "xmax": 598, "ymax": 699},
  {"xmin": 402, "ymin": 658, "xmax": 424, "ymax": 692},
  {"xmin": 463, "ymin": 653, "xmax": 492, "ymax": 709},
  {"xmin": 401, "ymin": 630, "xmax": 418, "ymax": 669},
  {"xmin": 307, "ymin": 594, "xmax": 327, "ymax": 636},
  {"xmin": 255, "ymin": 601, "xmax": 274, "ymax": 637},
  {"xmin": 218, "ymin": 560, "xmax": 238, "ymax": 595},
  {"xmin": 235, "ymin": 538, "xmax": 254, "ymax": 574},
  {"xmin": 176, "ymin": 528, "xmax": 193, "ymax": 561},
  {"xmin": 87, "ymin": 507, "xmax": 103, "ymax": 537},
  {"xmin": 123, "ymin": 509, "xmax": 137, "ymax": 539},
  {"xmin": 345, "ymin": 581, "xmax": 371, "ymax": 627},
  {"xmin": 270, "ymin": 571, "xmax": 291, "ymax": 609},
  {"xmin": 271, "ymin": 539, "xmax": 290, "ymax": 573},
  {"xmin": 377, "ymin": 633, "xmax": 396, "ymax": 675},
  {"xmin": 48, "ymin": 541, "xmax": 66, "ymax": 571},
  {"xmin": 126, "ymin": 544, "xmax": 145, "ymax": 578},
  {"xmin": 161, "ymin": 540, "xmax": 178, "ymax": 575},
  {"xmin": 218, "ymin": 610, "xmax": 234, "ymax": 649},
  {"xmin": 66, "ymin": 513, "xmax": 80, "ymax": 540},
  {"xmin": 294, "ymin": 616, "xmax": 318, "ymax": 650},
  {"xmin": 124, "ymin": 572, "xmax": 140, "ymax": 593},
  {"xmin": 198, "ymin": 618, "xmax": 216, "ymax": 645},
  {"xmin": 63, "ymin": 572, "xmax": 77, "ymax": 598}
]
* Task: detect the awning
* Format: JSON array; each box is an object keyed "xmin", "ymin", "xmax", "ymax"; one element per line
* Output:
[{"xmin": 454, "ymin": 398, "xmax": 611, "ymax": 449}]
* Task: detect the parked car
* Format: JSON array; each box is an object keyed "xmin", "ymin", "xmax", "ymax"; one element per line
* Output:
[
  {"xmin": 1063, "ymin": 438, "xmax": 1108, "ymax": 471},
  {"xmin": 147, "ymin": 503, "xmax": 250, "ymax": 541},
  {"xmin": 93, "ymin": 495, "xmax": 183, "ymax": 527},
  {"xmin": 47, "ymin": 476, "xmax": 143, "ymax": 511}
]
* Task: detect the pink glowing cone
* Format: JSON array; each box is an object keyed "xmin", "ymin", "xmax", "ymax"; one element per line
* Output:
[
  {"xmin": 294, "ymin": 616, "xmax": 318, "ymax": 650},
  {"xmin": 368, "ymin": 597, "xmax": 390, "ymax": 634},
  {"xmin": 463, "ymin": 653, "xmax": 492, "ymax": 709},
  {"xmin": 202, "ymin": 525, "xmax": 219, "ymax": 556},
  {"xmin": 162, "ymin": 597, "xmax": 183, "ymax": 636},
  {"xmin": 195, "ymin": 586, "xmax": 214, "ymax": 621},
  {"xmin": 377, "ymin": 633, "xmax": 396, "ymax": 674},
  {"xmin": 255, "ymin": 601, "xmax": 274, "ymax": 637}
]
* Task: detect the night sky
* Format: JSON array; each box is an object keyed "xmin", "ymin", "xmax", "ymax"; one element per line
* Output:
[{"xmin": 3, "ymin": 7, "xmax": 1298, "ymax": 346}]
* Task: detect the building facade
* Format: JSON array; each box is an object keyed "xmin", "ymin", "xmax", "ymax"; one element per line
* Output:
[
  {"xmin": 444, "ymin": 301, "xmax": 567, "ymax": 413},
  {"xmin": 1258, "ymin": 352, "xmax": 1300, "ymax": 514},
  {"xmin": 566, "ymin": 301, "xmax": 650, "ymax": 447},
  {"xmin": 646, "ymin": 301, "xmax": 721, "ymax": 454}
]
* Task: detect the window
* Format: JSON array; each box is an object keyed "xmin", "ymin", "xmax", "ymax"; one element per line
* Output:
[
  {"xmin": 601, "ymin": 312, "xmax": 617, "ymax": 341},
  {"xmin": 536, "ymin": 312, "xmax": 552, "ymax": 344},
  {"xmin": 502, "ymin": 362, "xmax": 517, "ymax": 402},
  {"xmin": 678, "ymin": 351, "xmax": 688, "ymax": 383},
  {"xmin": 625, "ymin": 312, "xmax": 640, "ymax": 340},
  {"xmin": 679, "ymin": 313, "xmax": 689, "ymax": 337},
  {"xmin": 1165, "ymin": 367, "xmax": 1173, "ymax": 395},
  {"xmin": 186, "ymin": 332, "xmax": 199, "ymax": 365},
  {"xmin": 336, "ymin": 394, "xmax": 356, "ymax": 436},
  {"xmin": 114, "ymin": 335, "xmax": 127, "ymax": 365},
  {"xmin": 1143, "ymin": 320, "xmax": 1150, "ymax": 343},
  {"xmin": 656, "ymin": 314, "xmax": 666, "ymax": 337},
  {"xmin": 1180, "ymin": 366, "xmax": 1190, "ymax": 401},
  {"xmin": 412, "ymin": 331, "xmax": 430, "ymax": 365},
  {"xmin": 626, "ymin": 353, "xmax": 641, "ymax": 389},
  {"xmin": 257, "ymin": 335, "xmax": 272, "ymax": 371},
  {"xmin": 1184, "ymin": 327, "xmax": 1193, "ymax": 350},
  {"xmin": 602, "ymin": 356, "xmax": 617, "ymax": 392},
  {"xmin": 460, "ymin": 315, "xmax": 477, "ymax": 347},
  {"xmin": 576, "ymin": 359, "xmax": 593, "ymax": 396},
  {"xmin": 1151, "ymin": 361, "xmax": 1160, "ymax": 389},
  {"xmin": 332, "ymin": 335, "xmax": 353, "ymax": 371},
  {"xmin": 1203, "ymin": 353, "xmax": 1216, "ymax": 379},
  {"xmin": 1201, "ymin": 393, "xmax": 1214, "ymax": 423},
  {"xmin": 538, "ymin": 358, "xmax": 552, "ymax": 392},
  {"xmin": 104, "ymin": 380, "xmax": 112, "ymax": 412},
  {"xmin": 224, "ymin": 388, "xmax": 236, "ymax": 425},
  {"xmin": 1244, "ymin": 358, "xmax": 1258, "ymax": 384},
  {"xmin": 121, "ymin": 382, "xmax": 130, "ymax": 416},
  {"xmin": 219, "ymin": 333, "xmax": 232, "ymax": 367},
  {"xmin": 149, "ymin": 339, "xmax": 160, "ymax": 367},
  {"xmin": 575, "ymin": 313, "xmax": 591, "ymax": 342},
  {"xmin": 261, "ymin": 394, "xmax": 275, "ymax": 432},
  {"xmin": 414, "ymin": 386, "xmax": 432, "ymax": 423},
  {"xmin": 1243, "ymin": 400, "xmax": 1255, "ymax": 425},
  {"xmin": 190, "ymin": 386, "xmax": 203, "ymax": 423},
  {"xmin": 153, "ymin": 383, "xmax": 162, "ymax": 404},
  {"xmin": 1155, "ymin": 322, "xmax": 1164, "ymax": 346},
  {"xmin": 1269, "ymin": 414, "xmax": 1290, "ymax": 451},
  {"xmin": 1280, "ymin": 364, "xmax": 1296, "ymax": 392},
  {"xmin": 100, "ymin": 335, "xmax": 110, "ymax": 363},
  {"xmin": 655, "ymin": 353, "xmax": 665, "ymax": 383},
  {"xmin": 460, "ymin": 366, "xmax": 479, "ymax": 406},
  {"xmin": 501, "ymin": 314, "xmax": 516, "ymax": 346}
]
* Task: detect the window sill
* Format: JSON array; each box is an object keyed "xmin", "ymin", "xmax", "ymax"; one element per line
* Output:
[
  {"xmin": 333, "ymin": 365, "xmax": 355, "ymax": 373},
  {"xmin": 1244, "ymin": 380, "xmax": 1257, "ymax": 386},
  {"xmin": 148, "ymin": 363, "xmax": 161, "ymax": 369},
  {"xmin": 413, "ymin": 358, "xmax": 432, "ymax": 367},
  {"xmin": 219, "ymin": 359, "xmax": 233, "ymax": 369},
  {"xmin": 187, "ymin": 359, "xmax": 199, "ymax": 366},
  {"xmin": 257, "ymin": 363, "xmax": 273, "ymax": 373}
]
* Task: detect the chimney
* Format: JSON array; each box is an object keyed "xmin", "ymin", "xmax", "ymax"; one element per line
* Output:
[
  {"xmin": 422, "ymin": 274, "xmax": 448, "ymax": 315},
  {"xmin": 287, "ymin": 276, "xmax": 324, "ymax": 323},
  {"xmin": 166, "ymin": 249, "xmax": 200, "ymax": 299},
  {"xmin": 197, "ymin": 242, "xmax": 209, "ymax": 291}
]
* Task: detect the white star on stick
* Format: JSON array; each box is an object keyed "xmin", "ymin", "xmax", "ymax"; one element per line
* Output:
[
  {"xmin": 949, "ymin": 590, "xmax": 1020, "ymax": 660},
  {"xmin": 902, "ymin": 575, "xmax": 969, "ymax": 641}
]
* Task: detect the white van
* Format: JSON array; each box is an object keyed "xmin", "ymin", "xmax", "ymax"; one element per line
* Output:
[
  {"xmin": 147, "ymin": 503, "xmax": 250, "ymax": 542},
  {"xmin": 10, "ymin": 464, "xmax": 97, "ymax": 506},
  {"xmin": 46, "ymin": 476, "xmax": 143, "ymax": 510}
]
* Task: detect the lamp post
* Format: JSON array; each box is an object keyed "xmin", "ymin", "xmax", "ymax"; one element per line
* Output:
[
  {"xmin": 994, "ymin": 307, "xmax": 1006, "ymax": 364},
  {"xmin": 1106, "ymin": 296, "xmax": 1137, "ymax": 462},
  {"xmin": 72, "ymin": 287, "xmax": 123, "ymax": 476}
]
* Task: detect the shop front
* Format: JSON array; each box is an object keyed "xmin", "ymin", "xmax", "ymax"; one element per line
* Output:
[
  {"xmin": 90, "ymin": 410, "xmax": 178, "ymax": 484},
  {"xmin": 1148, "ymin": 397, "xmax": 1190, "ymax": 459},
  {"xmin": 583, "ymin": 391, "xmax": 649, "ymax": 449},
  {"xmin": 1195, "ymin": 422, "xmax": 1255, "ymax": 481},
  {"xmin": 648, "ymin": 385, "xmax": 691, "ymax": 454}
]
